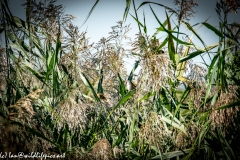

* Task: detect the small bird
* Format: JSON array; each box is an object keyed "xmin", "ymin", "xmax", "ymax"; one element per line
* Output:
[
  {"xmin": 126, "ymin": 80, "xmax": 136, "ymax": 91},
  {"xmin": 97, "ymin": 93, "xmax": 106, "ymax": 100}
]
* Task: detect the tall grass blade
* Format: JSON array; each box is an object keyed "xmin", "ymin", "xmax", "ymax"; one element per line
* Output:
[
  {"xmin": 81, "ymin": 0, "xmax": 99, "ymax": 27},
  {"xmin": 152, "ymin": 149, "xmax": 191, "ymax": 159},
  {"xmin": 138, "ymin": 92, "xmax": 154, "ymax": 102},
  {"xmin": 213, "ymin": 100, "xmax": 240, "ymax": 111},
  {"xmin": 161, "ymin": 115, "xmax": 187, "ymax": 134},
  {"xmin": 128, "ymin": 60, "xmax": 139, "ymax": 81},
  {"xmin": 106, "ymin": 90, "xmax": 135, "ymax": 121},
  {"xmin": 166, "ymin": 11, "xmax": 176, "ymax": 66},
  {"xmin": 149, "ymin": 6, "xmax": 193, "ymax": 47},
  {"xmin": 130, "ymin": 14, "xmax": 144, "ymax": 28},
  {"xmin": 129, "ymin": 108, "xmax": 137, "ymax": 143},
  {"xmin": 176, "ymin": 39, "xmax": 191, "ymax": 79},
  {"xmin": 97, "ymin": 69, "xmax": 104, "ymax": 94},
  {"xmin": 143, "ymin": 11, "xmax": 147, "ymax": 34},
  {"xmin": 153, "ymin": 13, "xmax": 172, "ymax": 36},
  {"xmin": 118, "ymin": 73, "xmax": 127, "ymax": 96},
  {"xmin": 202, "ymin": 22, "xmax": 224, "ymax": 38},
  {"xmin": 123, "ymin": 0, "xmax": 132, "ymax": 22},
  {"xmin": 179, "ymin": 43, "xmax": 219, "ymax": 63},
  {"xmin": 159, "ymin": 88, "xmax": 171, "ymax": 111},
  {"xmin": 79, "ymin": 72, "xmax": 100, "ymax": 102},
  {"xmin": 137, "ymin": 1, "xmax": 176, "ymax": 14}
]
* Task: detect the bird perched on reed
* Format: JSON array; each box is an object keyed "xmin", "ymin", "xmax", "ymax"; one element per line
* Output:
[{"xmin": 126, "ymin": 80, "xmax": 136, "ymax": 91}]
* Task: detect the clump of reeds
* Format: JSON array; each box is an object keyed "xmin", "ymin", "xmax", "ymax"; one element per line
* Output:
[
  {"xmin": 138, "ymin": 112, "xmax": 174, "ymax": 152},
  {"xmin": 7, "ymin": 89, "xmax": 43, "ymax": 122},
  {"xmin": 54, "ymin": 89, "xmax": 90, "ymax": 130},
  {"xmin": 131, "ymin": 34, "xmax": 173, "ymax": 91},
  {"xmin": 88, "ymin": 139, "xmax": 113, "ymax": 160},
  {"xmin": 210, "ymin": 85, "xmax": 239, "ymax": 132},
  {"xmin": 0, "ymin": 89, "xmax": 54, "ymax": 154},
  {"xmin": 175, "ymin": 121, "xmax": 200, "ymax": 149}
]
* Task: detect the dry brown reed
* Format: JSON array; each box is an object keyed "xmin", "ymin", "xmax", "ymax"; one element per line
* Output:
[
  {"xmin": 210, "ymin": 85, "xmax": 239, "ymax": 131},
  {"xmin": 138, "ymin": 112, "xmax": 174, "ymax": 152},
  {"xmin": 88, "ymin": 139, "xmax": 113, "ymax": 160},
  {"xmin": 189, "ymin": 84, "xmax": 239, "ymax": 133},
  {"xmin": 173, "ymin": 0, "xmax": 198, "ymax": 22},
  {"xmin": 7, "ymin": 89, "xmax": 43, "ymax": 122},
  {"xmin": 0, "ymin": 47, "xmax": 7, "ymax": 93},
  {"xmin": 131, "ymin": 34, "xmax": 173, "ymax": 92},
  {"xmin": 217, "ymin": 0, "xmax": 240, "ymax": 14},
  {"xmin": 54, "ymin": 89, "xmax": 90, "ymax": 131},
  {"xmin": 0, "ymin": 89, "xmax": 54, "ymax": 154},
  {"xmin": 175, "ymin": 121, "xmax": 200, "ymax": 149}
]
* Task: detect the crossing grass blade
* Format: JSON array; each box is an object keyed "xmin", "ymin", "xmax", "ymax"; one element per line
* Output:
[
  {"xmin": 138, "ymin": 91, "xmax": 155, "ymax": 102},
  {"xmin": 149, "ymin": 5, "xmax": 193, "ymax": 47},
  {"xmin": 79, "ymin": 72, "xmax": 100, "ymax": 102},
  {"xmin": 161, "ymin": 115, "xmax": 187, "ymax": 135},
  {"xmin": 105, "ymin": 90, "xmax": 135, "ymax": 122},
  {"xmin": 179, "ymin": 43, "xmax": 219, "ymax": 63},
  {"xmin": 130, "ymin": 14, "xmax": 144, "ymax": 29}
]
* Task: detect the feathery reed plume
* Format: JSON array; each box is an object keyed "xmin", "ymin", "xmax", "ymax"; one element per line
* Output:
[
  {"xmin": 89, "ymin": 139, "xmax": 113, "ymax": 160},
  {"xmin": 173, "ymin": 0, "xmax": 198, "ymax": 22},
  {"xmin": 216, "ymin": 0, "xmax": 240, "ymax": 15}
]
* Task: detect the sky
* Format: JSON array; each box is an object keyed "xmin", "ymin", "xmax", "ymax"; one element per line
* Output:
[{"xmin": 5, "ymin": 0, "xmax": 240, "ymax": 71}]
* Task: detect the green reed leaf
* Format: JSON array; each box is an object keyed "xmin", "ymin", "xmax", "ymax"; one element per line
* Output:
[
  {"xmin": 79, "ymin": 72, "xmax": 100, "ymax": 102},
  {"xmin": 202, "ymin": 22, "xmax": 224, "ymax": 38}
]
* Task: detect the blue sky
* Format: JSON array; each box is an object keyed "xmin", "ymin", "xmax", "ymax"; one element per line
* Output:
[
  {"xmin": 53, "ymin": 0, "xmax": 239, "ymax": 43},
  {"xmin": 6, "ymin": 0, "xmax": 240, "ymax": 71}
]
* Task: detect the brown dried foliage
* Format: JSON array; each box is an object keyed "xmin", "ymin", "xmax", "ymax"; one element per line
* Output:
[
  {"xmin": 175, "ymin": 121, "xmax": 200, "ymax": 149},
  {"xmin": 0, "ymin": 47, "xmax": 7, "ymax": 93},
  {"xmin": 88, "ymin": 139, "xmax": 113, "ymax": 160},
  {"xmin": 131, "ymin": 34, "xmax": 173, "ymax": 91},
  {"xmin": 189, "ymin": 85, "xmax": 239, "ymax": 133},
  {"xmin": 7, "ymin": 89, "xmax": 43, "ymax": 122},
  {"xmin": 138, "ymin": 112, "xmax": 174, "ymax": 152},
  {"xmin": 54, "ymin": 89, "xmax": 91, "ymax": 131},
  {"xmin": 210, "ymin": 85, "xmax": 239, "ymax": 131},
  {"xmin": 0, "ymin": 89, "xmax": 54, "ymax": 154}
]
